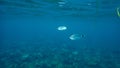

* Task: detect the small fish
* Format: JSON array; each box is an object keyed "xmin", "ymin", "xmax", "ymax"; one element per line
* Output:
[
  {"xmin": 57, "ymin": 26, "xmax": 67, "ymax": 31},
  {"xmin": 117, "ymin": 7, "xmax": 120, "ymax": 17}
]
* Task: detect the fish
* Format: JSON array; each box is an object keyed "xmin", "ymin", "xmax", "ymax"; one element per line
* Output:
[{"xmin": 117, "ymin": 7, "xmax": 120, "ymax": 17}]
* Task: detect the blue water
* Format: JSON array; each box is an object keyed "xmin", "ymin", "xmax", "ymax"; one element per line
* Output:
[{"xmin": 0, "ymin": 0, "xmax": 120, "ymax": 68}]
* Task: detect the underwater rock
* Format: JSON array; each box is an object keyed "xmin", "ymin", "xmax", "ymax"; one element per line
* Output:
[
  {"xmin": 57, "ymin": 26, "xmax": 67, "ymax": 31},
  {"xmin": 22, "ymin": 54, "xmax": 29, "ymax": 59},
  {"xmin": 72, "ymin": 51, "xmax": 78, "ymax": 55},
  {"xmin": 21, "ymin": 54, "xmax": 29, "ymax": 60}
]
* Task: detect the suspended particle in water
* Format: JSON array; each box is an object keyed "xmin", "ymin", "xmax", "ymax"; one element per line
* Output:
[
  {"xmin": 57, "ymin": 26, "xmax": 67, "ymax": 31},
  {"xmin": 69, "ymin": 34, "xmax": 84, "ymax": 40}
]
